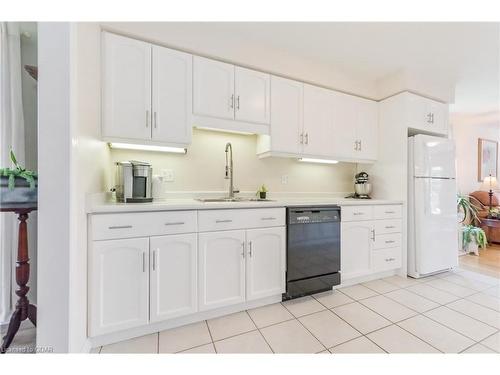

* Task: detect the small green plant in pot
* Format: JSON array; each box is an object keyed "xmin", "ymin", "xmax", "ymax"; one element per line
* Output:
[
  {"xmin": 462, "ymin": 225, "xmax": 487, "ymax": 255},
  {"xmin": 0, "ymin": 150, "xmax": 37, "ymax": 204},
  {"xmin": 256, "ymin": 185, "xmax": 268, "ymax": 200}
]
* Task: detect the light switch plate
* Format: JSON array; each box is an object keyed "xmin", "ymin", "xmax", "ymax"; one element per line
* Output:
[
  {"xmin": 161, "ymin": 169, "xmax": 175, "ymax": 182},
  {"xmin": 281, "ymin": 175, "xmax": 288, "ymax": 185}
]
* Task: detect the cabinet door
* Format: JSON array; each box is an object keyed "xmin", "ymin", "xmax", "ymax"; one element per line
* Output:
[
  {"xmin": 303, "ymin": 84, "xmax": 335, "ymax": 157},
  {"xmin": 198, "ymin": 230, "xmax": 246, "ymax": 311},
  {"xmin": 102, "ymin": 32, "xmax": 152, "ymax": 141},
  {"xmin": 356, "ymin": 98, "xmax": 378, "ymax": 160},
  {"xmin": 246, "ymin": 227, "xmax": 286, "ymax": 301},
  {"xmin": 89, "ymin": 238, "xmax": 149, "ymax": 336},
  {"xmin": 426, "ymin": 100, "xmax": 448, "ymax": 135},
  {"xmin": 152, "ymin": 46, "xmax": 193, "ymax": 145},
  {"xmin": 269, "ymin": 76, "xmax": 303, "ymax": 154},
  {"xmin": 341, "ymin": 222, "xmax": 373, "ymax": 280},
  {"xmin": 234, "ymin": 66, "xmax": 270, "ymax": 124},
  {"xmin": 193, "ymin": 56, "xmax": 235, "ymax": 120},
  {"xmin": 150, "ymin": 234, "xmax": 197, "ymax": 323},
  {"xmin": 332, "ymin": 92, "xmax": 358, "ymax": 159}
]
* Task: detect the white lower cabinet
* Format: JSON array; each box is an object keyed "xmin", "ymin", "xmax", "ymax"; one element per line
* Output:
[
  {"xmin": 198, "ymin": 230, "xmax": 246, "ymax": 311},
  {"xmin": 89, "ymin": 208, "xmax": 286, "ymax": 337},
  {"xmin": 341, "ymin": 222, "xmax": 373, "ymax": 280},
  {"xmin": 150, "ymin": 234, "xmax": 197, "ymax": 322},
  {"xmin": 341, "ymin": 205, "xmax": 403, "ymax": 282},
  {"xmin": 89, "ymin": 238, "xmax": 149, "ymax": 336},
  {"xmin": 246, "ymin": 227, "xmax": 286, "ymax": 301}
]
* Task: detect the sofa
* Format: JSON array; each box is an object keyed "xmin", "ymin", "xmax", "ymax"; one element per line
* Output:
[{"xmin": 469, "ymin": 191, "xmax": 500, "ymax": 244}]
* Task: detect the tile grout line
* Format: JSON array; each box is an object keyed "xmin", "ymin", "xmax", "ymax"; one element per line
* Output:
[
  {"xmin": 245, "ymin": 310, "xmax": 275, "ymax": 353},
  {"xmin": 280, "ymin": 300, "xmax": 329, "ymax": 352},
  {"xmin": 420, "ymin": 306, "xmax": 499, "ymax": 343},
  {"xmin": 204, "ymin": 320, "xmax": 217, "ymax": 354},
  {"xmin": 442, "ymin": 301, "xmax": 500, "ymax": 331}
]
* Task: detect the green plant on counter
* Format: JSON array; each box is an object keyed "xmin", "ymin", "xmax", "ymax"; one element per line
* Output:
[
  {"xmin": 457, "ymin": 194, "xmax": 481, "ymax": 223},
  {"xmin": 462, "ymin": 225, "xmax": 488, "ymax": 249},
  {"xmin": 0, "ymin": 150, "xmax": 37, "ymax": 190},
  {"xmin": 256, "ymin": 184, "xmax": 268, "ymax": 195}
]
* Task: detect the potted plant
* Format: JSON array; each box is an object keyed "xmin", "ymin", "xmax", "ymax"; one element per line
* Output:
[
  {"xmin": 457, "ymin": 194, "xmax": 481, "ymax": 224},
  {"xmin": 256, "ymin": 184, "xmax": 268, "ymax": 200},
  {"xmin": 0, "ymin": 150, "xmax": 37, "ymax": 204},
  {"xmin": 462, "ymin": 225, "xmax": 487, "ymax": 255}
]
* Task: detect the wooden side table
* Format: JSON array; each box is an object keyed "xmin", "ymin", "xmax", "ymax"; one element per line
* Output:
[
  {"xmin": 479, "ymin": 218, "xmax": 500, "ymax": 244},
  {"xmin": 0, "ymin": 203, "xmax": 37, "ymax": 353}
]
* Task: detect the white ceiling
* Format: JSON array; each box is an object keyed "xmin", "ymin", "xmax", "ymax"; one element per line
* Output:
[{"xmin": 200, "ymin": 22, "xmax": 500, "ymax": 114}]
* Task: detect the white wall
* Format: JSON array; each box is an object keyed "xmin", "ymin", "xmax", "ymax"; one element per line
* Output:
[
  {"xmin": 110, "ymin": 129, "xmax": 355, "ymax": 196},
  {"xmin": 37, "ymin": 22, "xmax": 72, "ymax": 353},
  {"xmin": 452, "ymin": 114, "xmax": 500, "ymax": 195}
]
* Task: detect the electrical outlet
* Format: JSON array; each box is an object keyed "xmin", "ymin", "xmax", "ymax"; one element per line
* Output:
[
  {"xmin": 161, "ymin": 169, "xmax": 175, "ymax": 182},
  {"xmin": 281, "ymin": 175, "xmax": 288, "ymax": 185}
]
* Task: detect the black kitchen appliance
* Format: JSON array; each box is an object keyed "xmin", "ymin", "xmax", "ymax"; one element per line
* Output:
[{"xmin": 283, "ymin": 206, "xmax": 341, "ymax": 300}]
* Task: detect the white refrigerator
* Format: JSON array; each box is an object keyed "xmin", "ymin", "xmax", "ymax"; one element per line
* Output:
[{"xmin": 408, "ymin": 134, "xmax": 458, "ymax": 278}]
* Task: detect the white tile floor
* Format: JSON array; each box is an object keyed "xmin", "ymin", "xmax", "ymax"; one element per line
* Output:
[{"xmin": 94, "ymin": 269, "xmax": 500, "ymax": 353}]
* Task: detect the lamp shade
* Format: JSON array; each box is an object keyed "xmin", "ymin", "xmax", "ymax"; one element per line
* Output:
[{"xmin": 481, "ymin": 175, "xmax": 499, "ymax": 191}]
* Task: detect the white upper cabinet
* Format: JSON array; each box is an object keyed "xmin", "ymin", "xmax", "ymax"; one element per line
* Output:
[
  {"xmin": 193, "ymin": 56, "xmax": 235, "ymax": 121},
  {"xmin": 149, "ymin": 234, "xmax": 197, "ymax": 322},
  {"xmin": 399, "ymin": 92, "xmax": 448, "ymax": 135},
  {"xmin": 89, "ymin": 237, "xmax": 149, "ymax": 336},
  {"xmin": 152, "ymin": 46, "xmax": 193, "ymax": 145},
  {"xmin": 331, "ymin": 92, "xmax": 378, "ymax": 162},
  {"xmin": 246, "ymin": 227, "xmax": 286, "ymax": 301},
  {"xmin": 356, "ymin": 97, "xmax": 378, "ymax": 160},
  {"xmin": 303, "ymin": 84, "xmax": 336, "ymax": 158},
  {"xmin": 234, "ymin": 67, "xmax": 270, "ymax": 124},
  {"xmin": 102, "ymin": 32, "xmax": 152, "ymax": 141},
  {"xmin": 102, "ymin": 32, "xmax": 192, "ymax": 147},
  {"xmin": 257, "ymin": 76, "xmax": 303, "ymax": 155},
  {"xmin": 198, "ymin": 230, "xmax": 246, "ymax": 311},
  {"xmin": 192, "ymin": 57, "xmax": 271, "ymax": 134}
]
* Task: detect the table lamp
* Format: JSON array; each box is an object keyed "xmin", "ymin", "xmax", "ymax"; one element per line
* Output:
[{"xmin": 481, "ymin": 174, "xmax": 498, "ymax": 218}]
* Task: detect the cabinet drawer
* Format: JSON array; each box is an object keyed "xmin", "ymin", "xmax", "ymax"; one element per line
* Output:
[
  {"xmin": 372, "ymin": 247, "xmax": 402, "ymax": 271},
  {"xmin": 91, "ymin": 211, "xmax": 197, "ymax": 240},
  {"xmin": 373, "ymin": 205, "xmax": 402, "ymax": 220},
  {"xmin": 373, "ymin": 233, "xmax": 402, "ymax": 250},
  {"xmin": 374, "ymin": 219, "xmax": 402, "ymax": 235},
  {"xmin": 341, "ymin": 206, "xmax": 373, "ymax": 222},
  {"xmin": 198, "ymin": 208, "xmax": 285, "ymax": 232}
]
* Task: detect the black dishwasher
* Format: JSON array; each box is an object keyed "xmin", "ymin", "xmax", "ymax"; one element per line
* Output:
[{"xmin": 283, "ymin": 206, "xmax": 341, "ymax": 300}]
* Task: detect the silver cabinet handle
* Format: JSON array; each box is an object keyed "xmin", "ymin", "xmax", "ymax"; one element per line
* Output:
[
  {"xmin": 371, "ymin": 229, "xmax": 376, "ymax": 241},
  {"xmin": 165, "ymin": 221, "xmax": 185, "ymax": 226},
  {"xmin": 230, "ymin": 94, "xmax": 234, "ymax": 109},
  {"xmin": 353, "ymin": 212, "xmax": 364, "ymax": 216},
  {"xmin": 248, "ymin": 241, "xmax": 253, "ymax": 257},
  {"xmin": 146, "ymin": 110, "xmax": 150, "ymax": 128},
  {"xmin": 241, "ymin": 242, "xmax": 245, "ymax": 258},
  {"xmin": 108, "ymin": 225, "xmax": 132, "ymax": 230},
  {"xmin": 305, "ymin": 133, "xmax": 309, "ymax": 145},
  {"xmin": 385, "ymin": 257, "xmax": 395, "ymax": 262},
  {"xmin": 236, "ymin": 95, "xmax": 240, "ymax": 110},
  {"xmin": 152, "ymin": 249, "xmax": 156, "ymax": 271},
  {"xmin": 300, "ymin": 133, "xmax": 304, "ymax": 144},
  {"xmin": 431, "ymin": 113, "xmax": 434, "ymax": 123},
  {"xmin": 359, "ymin": 140, "xmax": 362, "ymax": 151},
  {"xmin": 385, "ymin": 211, "xmax": 395, "ymax": 214},
  {"xmin": 142, "ymin": 251, "xmax": 146, "ymax": 273},
  {"xmin": 385, "ymin": 240, "xmax": 395, "ymax": 244},
  {"xmin": 154, "ymin": 111, "xmax": 157, "ymax": 128},
  {"xmin": 261, "ymin": 217, "xmax": 276, "ymax": 221},
  {"xmin": 354, "ymin": 141, "xmax": 357, "ymax": 151},
  {"xmin": 385, "ymin": 225, "xmax": 395, "ymax": 229},
  {"xmin": 216, "ymin": 219, "xmax": 233, "ymax": 223}
]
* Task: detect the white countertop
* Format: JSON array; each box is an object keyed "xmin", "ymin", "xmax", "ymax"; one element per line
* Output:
[{"xmin": 88, "ymin": 195, "xmax": 403, "ymax": 214}]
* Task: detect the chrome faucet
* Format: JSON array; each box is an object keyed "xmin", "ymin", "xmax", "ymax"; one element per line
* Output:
[{"xmin": 225, "ymin": 142, "xmax": 239, "ymax": 199}]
